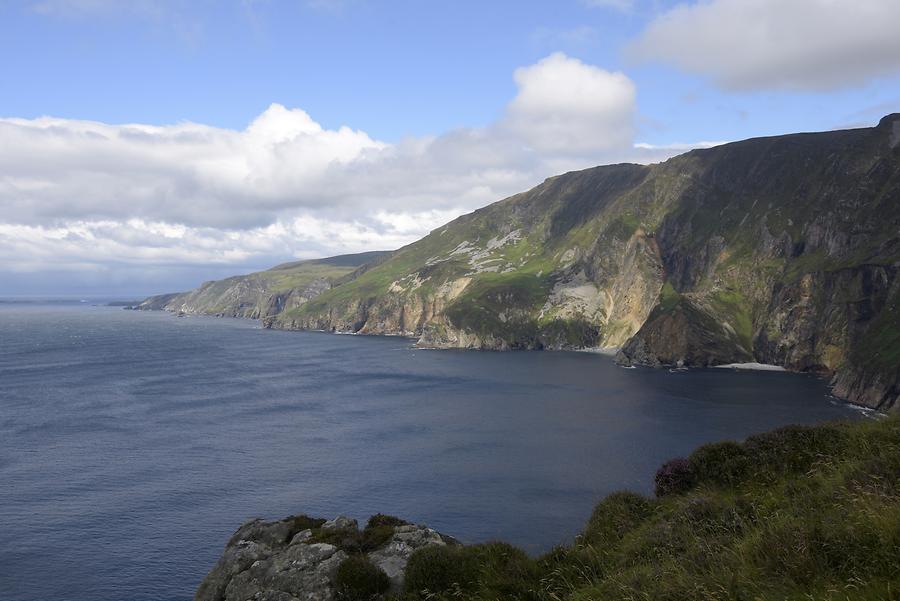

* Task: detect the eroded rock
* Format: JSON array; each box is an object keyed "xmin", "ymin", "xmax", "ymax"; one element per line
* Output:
[{"xmin": 195, "ymin": 514, "xmax": 453, "ymax": 601}]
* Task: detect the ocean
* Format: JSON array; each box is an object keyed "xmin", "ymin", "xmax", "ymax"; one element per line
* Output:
[{"xmin": 0, "ymin": 302, "xmax": 864, "ymax": 600}]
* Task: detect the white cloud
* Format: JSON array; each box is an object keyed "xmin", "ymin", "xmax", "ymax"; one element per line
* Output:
[
  {"xmin": 0, "ymin": 214, "xmax": 451, "ymax": 272},
  {"xmin": 504, "ymin": 52, "xmax": 636, "ymax": 154},
  {"xmin": 0, "ymin": 53, "xmax": 692, "ymax": 293},
  {"xmin": 629, "ymin": 0, "xmax": 900, "ymax": 91},
  {"xmin": 633, "ymin": 140, "xmax": 727, "ymax": 151}
]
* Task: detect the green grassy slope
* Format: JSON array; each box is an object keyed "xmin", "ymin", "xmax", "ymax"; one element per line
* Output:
[
  {"xmin": 138, "ymin": 251, "xmax": 390, "ymax": 318},
  {"xmin": 390, "ymin": 414, "xmax": 900, "ymax": 601},
  {"xmin": 274, "ymin": 163, "xmax": 667, "ymax": 348}
]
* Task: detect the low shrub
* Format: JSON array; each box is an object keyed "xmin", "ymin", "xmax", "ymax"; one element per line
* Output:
[
  {"xmin": 689, "ymin": 440, "xmax": 749, "ymax": 488},
  {"xmin": 361, "ymin": 514, "xmax": 408, "ymax": 551},
  {"xmin": 404, "ymin": 542, "xmax": 541, "ymax": 600},
  {"xmin": 308, "ymin": 515, "xmax": 411, "ymax": 554},
  {"xmin": 366, "ymin": 514, "xmax": 410, "ymax": 529},
  {"xmin": 282, "ymin": 514, "xmax": 327, "ymax": 542},
  {"xmin": 403, "ymin": 545, "xmax": 479, "ymax": 598},
  {"xmin": 465, "ymin": 542, "xmax": 539, "ymax": 600},
  {"xmin": 655, "ymin": 457, "xmax": 695, "ymax": 497},
  {"xmin": 743, "ymin": 424, "xmax": 849, "ymax": 479},
  {"xmin": 311, "ymin": 526, "xmax": 365, "ymax": 553},
  {"xmin": 582, "ymin": 491, "xmax": 654, "ymax": 547},
  {"xmin": 333, "ymin": 555, "xmax": 390, "ymax": 601}
]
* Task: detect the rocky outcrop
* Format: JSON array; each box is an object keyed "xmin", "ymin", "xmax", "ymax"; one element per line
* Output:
[
  {"xmin": 196, "ymin": 514, "xmax": 453, "ymax": 601},
  {"xmin": 616, "ymin": 295, "xmax": 753, "ymax": 368}
]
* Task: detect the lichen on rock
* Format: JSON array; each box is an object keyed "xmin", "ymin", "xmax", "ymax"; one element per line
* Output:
[{"xmin": 195, "ymin": 514, "xmax": 453, "ymax": 601}]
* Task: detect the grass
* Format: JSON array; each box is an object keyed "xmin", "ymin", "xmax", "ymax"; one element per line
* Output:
[
  {"xmin": 263, "ymin": 262, "xmax": 359, "ymax": 293},
  {"xmin": 657, "ymin": 282, "xmax": 681, "ymax": 313},
  {"xmin": 709, "ymin": 288, "xmax": 754, "ymax": 352},
  {"xmin": 162, "ymin": 256, "xmax": 374, "ymax": 317},
  {"xmin": 384, "ymin": 415, "xmax": 900, "ymax": 601},
  {"xmin": 443, "ymin": 272, "xmax": 551, "ymax": 337},
  {"xmin": 603, "ymin": 214, "xmax": 642, "ymax": 241},
  {"xmin": 851, "ymin": 289, "xmax": 900, "ymax": 376},
  {"xmin": 307, "ymin": 514, "xmax": 411, "ymax": 554}
]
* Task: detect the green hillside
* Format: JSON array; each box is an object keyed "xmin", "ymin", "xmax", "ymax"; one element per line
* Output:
[
  {"xmin": 390, "ymin": 414, "xmax": 900, "ymax": 601},
  {"xmin": 267, "ymin": 116, "xmax": 900, "ymax": 411},
  {"xmin": 137, "ymin": 250, "xmax": 390, "ymax": 319}
]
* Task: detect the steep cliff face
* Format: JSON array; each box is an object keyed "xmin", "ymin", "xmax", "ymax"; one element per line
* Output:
[
  {"xmin": 265, "ymin": 115, "xmax": 900, "ymax": 411},
  {"xmin": 617, "ymin": 115, "xmax": 900, "ymax": 411},
  {"xmin": 269, "ymin": 163, "xmax": 669, "ymax": 351},
  {"xmin": 136, "ymin": 251, "xmax": 390, "ymax": 319}
]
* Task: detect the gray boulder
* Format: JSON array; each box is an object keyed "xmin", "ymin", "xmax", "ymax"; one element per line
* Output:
[
  {"xmin": 368, "ymin": 524, "xmax": 447, "ymax": 591},
  {"xmin": 195, "ymin": 514, "xmax": 453, "ymax": 601}
]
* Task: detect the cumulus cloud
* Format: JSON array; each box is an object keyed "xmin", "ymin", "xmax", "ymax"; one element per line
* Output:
[
  {"xmin": 0, "ymin": 53, "xmax": 687, "ymax": 293},
  {"xmin": 629, "ymin": 0, "xmax": 900, "ymax": 91},
  {"xmin": 504, "ymin": 53, "xmax": 636, "ymax": 154}
]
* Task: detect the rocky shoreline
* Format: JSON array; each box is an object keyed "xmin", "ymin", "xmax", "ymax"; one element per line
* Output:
[{"xmin": 138, "ymin": 301, "xmax": 895, "ymax": 413}]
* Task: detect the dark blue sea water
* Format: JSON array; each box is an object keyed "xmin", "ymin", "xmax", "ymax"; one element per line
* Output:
[{"xmin": 0, "ymin": 303, "xmax": 865, "ymax": 601}]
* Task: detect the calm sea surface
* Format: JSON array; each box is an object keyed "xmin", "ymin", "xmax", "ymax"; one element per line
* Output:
[{"xmin": 0, "ymin": 303, "xmax": 864, "ymax": 601}]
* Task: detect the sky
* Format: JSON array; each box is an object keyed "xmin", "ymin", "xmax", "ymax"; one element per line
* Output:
[{"xmin": 2, "ymin": 0, "xmax": 900, "ymax": 297}]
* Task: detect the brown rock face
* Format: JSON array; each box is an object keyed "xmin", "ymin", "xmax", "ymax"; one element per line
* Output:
[{"xmin": 617, "ymin": 297, "xmax": 753, "ymax": 368}]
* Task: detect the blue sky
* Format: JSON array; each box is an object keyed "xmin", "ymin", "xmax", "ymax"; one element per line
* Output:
[
  {"xmin": 5, "ymin": 0, "xmax": 899, "ymax": 142},
  {"xmin": 2, "ymin": 0, "xmax": 900, "ymax": 296}
]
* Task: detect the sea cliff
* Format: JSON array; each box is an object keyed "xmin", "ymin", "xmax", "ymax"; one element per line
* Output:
[{"xmin": 141, "ymin": 116, "xmax": 900, "ymax": 412}]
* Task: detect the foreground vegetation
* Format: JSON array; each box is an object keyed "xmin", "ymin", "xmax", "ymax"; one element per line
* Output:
[{"xmin": 337, "ymin": 415, "xmax": 900, "ymax": 600}]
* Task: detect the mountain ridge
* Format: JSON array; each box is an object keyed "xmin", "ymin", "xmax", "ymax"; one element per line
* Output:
[{"xmin": 141, "ymin": 115, "xmax": 900, "ymax": 412}]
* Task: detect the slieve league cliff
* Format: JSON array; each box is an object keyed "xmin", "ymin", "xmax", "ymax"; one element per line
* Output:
[{"xmin": 141, "ymin": 115, "xmax": 900, "ymax": 412}]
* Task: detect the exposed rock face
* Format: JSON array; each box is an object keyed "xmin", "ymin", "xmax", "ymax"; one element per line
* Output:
[
  {"xmin": 195, "ymin": 515, "xmax": 451, "ymax": 601},
  {"xmin": 616, "ymin": 295, "xmax": 753, "ymax": 368},
  {"xmin": 367, "ymin": 524, "xmax": 447, "ymax": 590},
  {"xmin": 137, "ymin": 251, "xmax": 390, "ymax": 320},
  {"xmin": 264, "ymin": 115, "xmax": 900, "ymax": 411}
]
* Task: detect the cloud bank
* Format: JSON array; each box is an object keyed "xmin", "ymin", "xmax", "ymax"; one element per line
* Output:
[
  {"xmin": 630, "ymin": 0, "xmax": 900, "ymax": 91},
  {"xmin": 1, "ymin": 53, "xmax": 672, "ymax": 294}
]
